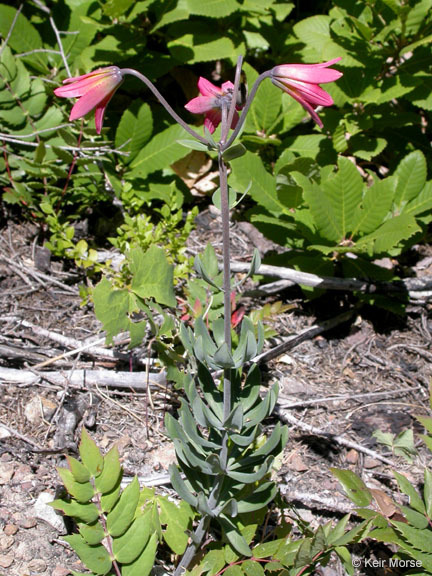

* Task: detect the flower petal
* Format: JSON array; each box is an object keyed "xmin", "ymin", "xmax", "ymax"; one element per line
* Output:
[
  {"xmin": 197, "ymin": 77, "xmax": 222, "ymax": 97},
  {"xmin": 273, "ymin": 62, "xmax": 342, "ymax": 84},
  {"xmin": 204, "ymin": 109, "xmax": 222, "ymax": 134},
  {"xmin": 185, "ymin": 95, "xmax": 216, "ymax": 114},
  {"xmin": 272, "ymin": 78, "xmax": 323, "ymax": 127}
]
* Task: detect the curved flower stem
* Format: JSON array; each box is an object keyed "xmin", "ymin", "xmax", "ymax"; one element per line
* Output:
[
  {"xmin": 222, "ymin": 70, "xmax": 271, "ymax": 151},
  {"xmin": 120, "ymin": 68, "xmax": 209, "ymax": 146}
]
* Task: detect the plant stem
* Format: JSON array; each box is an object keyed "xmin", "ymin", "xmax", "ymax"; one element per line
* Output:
[
  {"xmin": 219, "ymin": 103, "xmax": 232, "ymax": 423},
  {"xmin": 120, "ymin": 68, "xmax": 209, "ymax": 146},
  {"xmin": 223, "ymin": 70, "xmax": 271, "ymax": 151}
]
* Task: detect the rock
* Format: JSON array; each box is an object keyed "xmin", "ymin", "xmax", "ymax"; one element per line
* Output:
[
  {"xmin": 346, "ymin": 449, "xmax": 359, "ymax": 464},
  {"xmin": 0, "ymin": 535, "xmax": 14, "ymax": 551},
  {"xmin": 0, "ymin": 426, "xmax": 11, "ymax": 439},
  {"xmin": 0, "ymin": 461, "xmax": 14, "ymax": 485},
  {"xmin": 26, "ymin": 558, "xmax": 47, "ymax": 573},
  {"xmin": 19, "ymin": 517, "xmax": 37, "ymax": 529},
  {"xmin": 0, "ymin": 554, "xmax": 14, "ymax": 568},
  {"xmin": 34, "ymin": 492, "xmax": 66, "ymax": 533},
  {"xmin": 24, "ymin": 395, "xmax": 57, "ymax": 425},
  {"xmin": 53, "ymin": 565, "xmax": 73, "ymax": 576},
  {"xmin": 3, "ymin": 524, "xmax": 18, "ymax": 536}
]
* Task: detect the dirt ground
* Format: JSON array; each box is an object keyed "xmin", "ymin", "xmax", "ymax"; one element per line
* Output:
[{"xmin": 0, "ymin": 215, "xmax": 431, "ymax": 576}]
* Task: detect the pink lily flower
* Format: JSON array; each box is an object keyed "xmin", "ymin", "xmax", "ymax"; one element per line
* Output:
[
  {"xmin": 271, "ymin": 58, "xmax": 343, "ymax": 128},
  {"xmin": 185, "ymin": 77, "xmax": 241, "ymax": 134},
  {"xmin": 54, "ymin": 66, "xmax": 124, "ymax": 134}
]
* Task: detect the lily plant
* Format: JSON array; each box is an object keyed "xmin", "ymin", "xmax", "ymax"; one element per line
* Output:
[{"xmin": 55, "ymin": 55, "xmax": 342, "ymax": 575}]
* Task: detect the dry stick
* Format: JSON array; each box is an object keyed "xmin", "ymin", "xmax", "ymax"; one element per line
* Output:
[
  {"xmin": 230, "ymin": 261, "xmax": 432, "ymax": 297},
  {"xmin": 254, "ymin": 306, "xmax": 358, "ymax": 365},
  {"xmin": 0, "ymin": 366, "xmax": 166, "ymax": 389},
  {"xmin": 276, "ymin": 409, "xmax": 396, "ymax": 467},
  {"xmin": 278, "ymin": 385, "xmax": 423, "ymax": 409}
]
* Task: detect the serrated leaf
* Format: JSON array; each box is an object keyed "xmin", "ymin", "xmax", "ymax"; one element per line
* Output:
[
  {"xmin": 107, "ymin": 477, "xmax": 140, "ymax": 537},
  {"xmin": 79, "ymin": 430, "xmax": 104, "ymax": 477},
  {"xmin": 351, "ymin": 177, "xmax": 396, "ymax": 237},
  {"xmin": 394, "ymin": 471, "xmax": 426, "ymax": 514},
  {"xmin": 186, "ymin": 0, "xmax": 239, "ymax": 18},
  {"xmin": 57, "ymin": 467, "xmax": 94, "ymax": 503},
  {"xmin": 330, "ymin": 468, "xmax": 372, "ymax": 507},
  {"xmin": 112, "ymin": 509, "xmax": 152, "ymax": 563},
  {"xmin": 130, "ymin": 246, "xmax": 176, "ymax": 307},
  {"xmin": 94, "ymin": 445, "xmax": 122, "ymax": 494},
  {"xmin": 63, "ymin": 534, "xmax": 112, "ymax": 575},
  {"xmin": 394, "ymin": 151, "xmax": 427, "ymax": 209},
  {"xmin": 356, "ymin": 213, "xmax": 420, "ymax": 255},
  {"xmin": 304, "ymin": 157, "xmax": 364, "ymax": 243},
  {"xmin": 100, "ymin": 483, "xmax": 121, "ymax": 513},
  {"xmin": 130, "ymin": 124, "xmax": 187, "ymax": 176},
  {"xmin": 122, "ymin": 532, "xmax": 158, "ymax": 576},
  {"xmin": 230, "ymin": 151, "xmax": 286, "ymax": 215},
  {"xmin": 169, "ymin": 34, "xmax": 236, "ymax": 63},
  {"xmin": 115, "ymin": 102, "xmax": 153, "ymax": 164}
]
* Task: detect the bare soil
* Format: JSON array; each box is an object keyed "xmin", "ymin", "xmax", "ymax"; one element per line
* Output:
[{"xmin": 0, "ymin": 216, "xmax": 431, "ymax": 576}]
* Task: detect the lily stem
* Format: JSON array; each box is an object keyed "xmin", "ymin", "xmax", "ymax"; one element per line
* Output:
[{"xmin": 120, "ymin": 68, "xmax": 209, "ymax": 146}]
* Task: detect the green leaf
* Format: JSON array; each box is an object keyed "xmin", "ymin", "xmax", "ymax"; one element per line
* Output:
[
  {"xmin": 115, "ymin": 102, "xmax": 153, "ymax": 164},
  {"xmin": 220, "ymin": 515, "xmax": 252, "ymax": 557},
  {"xmin": 168, "ymin": 33, "xmax": 236, "ymax": 63},
  {"xmin": 94, "ymin": 445, "xmax": 122, "ymax": 494},
  {"xmin": 66, "ymin": 456, "xmax": 91, "ymax": 483},
  {"xmin": 178, "ymin": 139, "xmax": 211, "ymax": 151},
  {"xmin": 186, "ymin": 0, "xmax": 239, "ymax": 18},
  {"xmin": 0, "ymin": 6, "xmax": 48, "ymax": 72},
  {"xmin": 122, "ymin": 532, "xmax": 158, "ymax": 576},
  {"xmin": 351, "ymin": 177, "xmax": 396, "ymax": 237},
  {"xmin": 236, "ymin": 482, "xmax": 278, "ymax": 513},
  {"xmin": 242, "ymin": 559, "xmax": 265, "ymax": 575},
  {"xmin": 404, "ymin": 182, "xmax": 432, "ymax": 217},
  {"xmin": 79, "ymin": 429, "xmax": 104, "ymax": 477},
  {"xmin": 223, "ymin": 143, "xmax": 247, "ymax": 162},
  {"xmin": 168, "ymin": 464, "xmax": 198, "ymax": 508},
  {"xmin": 78, "ymin": 522, "xmax": 105, "ymax": 546},
  {"xmin": 112, "ymin": 510, "xmax": 152, "ymax": 563},
  {"xmin": 57, "ymin": 468, "xmax": 94, "ymax": 503},
  {"xmin": 130, "ymin": 246, "xmax": 176, "ymax": 307},
  {"xmin": 394, "ymin": 471, "xmax": 426, "ymax": 514},
  {"xmin": 230, "ymin": 152, "xmax": 286, "ymax": 216},
  {"xmin": 130, "ymin": 124, "xmax": 187, "ymax": 177},
  {"xmin": 356, "ymin": 213, "xmax": 420, "ymax": 255},
  {"xmin": 304, "ymin": 157, "xmax": 364, "ymax": 243},
  {"xmin": 63, "ymin": 534, "xmax": 112, "ymax": 575},
  {"xmin": 330, "ymin": 468, "xmax": 372, "ymax": 507},
  {"xmin": 348, "ymin": 134, "xmax": 387, "ymax": 161},
  {"xmin": 107, "ymin": 477, "xmax": 140, "ymax": 537},
  {"xmin": 49, "ymin": 500, "xmax": 100, "ymax": 524},
  {"xmin": 159, "ymin": 498, "xmax": 194, "ymax": 554},
  {"xmin": 394, "ymin": 151, "xmax": 427, "ymax": 209}
]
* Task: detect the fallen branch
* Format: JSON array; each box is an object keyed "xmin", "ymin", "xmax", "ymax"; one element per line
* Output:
[
  {"xmin": 254, "ymin": 307, "xmax": 358, "ymax": 364},
  {"xmin": 0, "ymin": 366, "xmax": 166, "ymax": 389},
  {"xmin": 276, "ymin": 408, "xmax": 396, "ymax": 467},
  {"xmin": 230, "ymin": 261, "xmax": 432, "ymax": 298}
]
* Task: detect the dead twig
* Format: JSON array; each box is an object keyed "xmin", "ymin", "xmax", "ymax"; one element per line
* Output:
[{"xmin": 276, "ymin": 408, "xmax": 396, "ymax": 467}]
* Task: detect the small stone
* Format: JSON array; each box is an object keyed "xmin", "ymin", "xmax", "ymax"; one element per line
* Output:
[
  {"xmin": 19, "ymin": 516, "xmax": 37, "ymax": 529},
  {"xmin": 53, "ymin": 565, "xmax": 72, "ymax": 576},
  {"xmin": 0, "ymin": 554, "xmax": 14, "ymax": 568},
  {"xmin": 0, "ymin": 461, "xmax": 14, "ymax": 485},
  {"xmin": 24, "ymin": 395, "xmax": 57, "ymax": 425},
  {"xmin": 34, "ymin": 492, "xmax": 66, "ymax": 533},
  {"xmin": 346, "ymin": 449, "xmax": 359, "ymax": 464},
  {"xmin": 26, "ymin": 558, "xmax": 47, "ymax": 573},
  {"xmin": 0, "ymin": 535, "xmax": 14, "ymax": 551},
  {"xmin": 0, "ymin": 426, "xmax": 11, "ymax": 440},
  {"xmin": 3, "ymin": 524, "xmax": 18, "ymax": 536},
  {"xmin": 364, "ymin": 457, "xmax": 381, "ymax": 469}
]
